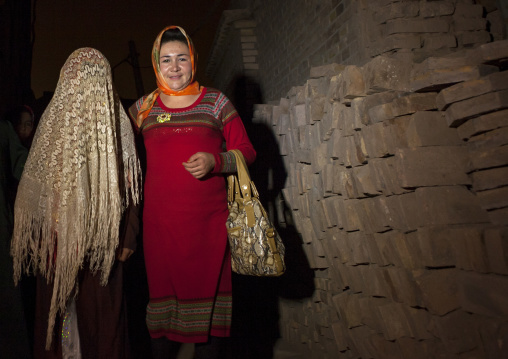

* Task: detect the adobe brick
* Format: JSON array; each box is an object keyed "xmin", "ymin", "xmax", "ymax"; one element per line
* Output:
[
  {"xmin": 453, "ymin": 17, "xmax": 487, "ymax": 32},
  {"xmin": 362, "ymin": 55, "xmax": 412, "ymax": 94},
  {"xmin": 420, "ymin": 1, "xmax": 455, "ymax": 18},
  {"xmin": 309, "ymin": 63, "xmax": 345, "ymax": 79},
  {"xmin": 351, "ymin": 103, "xmax": 366, "ymax": 132},
  {"xmin": 415, "ymin": 52, "xmax": 482, "ymax": 70},
  {"xmin": 321, "ymin": 196, "xmax": 338, "ymax": 228},
  {"xmin": 377, "ymin": 303, "xmax": 413, "ymax": 340},
  {"xmin": 369, "ymin": 157, "xmax": 409, "ymax": 196},
  {"xmin": 478, "ymin": 39, "xmax": 508, "ymax": 64},
  {"xmin": 469, "ymin": 142, "xmax": 508, "ymax": 170},
  {"xmin": 457, "ymin": 271, "xmax": 508, "ymax": 317},
  {"xmin": 343, "ymin": 199, "xmax": 361, "ymax": 232},
  {"xmin": 332, "ymin": 164, "xmax": 353, "ymax": 198},
  {"xmin": 458, "ymin": 30, "xmax": 492, "ymax": 47},
  {"xmin": 243, "ymin": 63, "xmax": 259, "ymax": 70},
  {"xmin": 348, "ymin": 326, "xmax": 378, "ymax": 358},
  {"xmin": 240, "ymin": 29, "xmax": 255, "ymax": 37},
  {"xmin": 415, "ymin": 186, "xmax": 489, "ymax": 226},
  {"xmin": 456, "ymin": 109, "xmax": 508, "ymax": 140},
  {"xmin": 369, "ymin": 93, "xmax": 438, "ymax": 123},
  {"xmin": 397, "ymin": 337, "xmax": 448, "ymax": 359},
  {"xmin": 487, "ymin": 10, "xmax": 505, "ymax": 42},
  {"xmin": 477, "ymin": 186, "xmax": 508, "ymax": 211},
  {"xmin": 373, "ymin": 1, "xmax": 419, "ymax": 24},
  {"xmin": 387, "ymin": 115, "xmax": 411, "ymax": 150},
  {"xmin": 410, "ymin": 63, "xmax": 498, "ymax": 93},
  {"xmin": 415, "ymin": 268, "xmax": 459, "ymax": 315},
  {"xmin": 306, "ymin": 96, "xmax": 326, "ymax": 123},
  {"xmin": 451, "ymin": 225, "xmax": 489, "ymax": 272},
  {"xmin": 358, "ymin": 296, "xmax": 388, "ymax": 333},
  {"xmin": 367, "ymin": 333, "xmax": 405, "ymax": 359},
  {"xmin": 328, "ymin": 131, "xmax": 341, "ymax": 163},
  {"xmin": 445, "ymin": 89, "xmax": 508, "ymax": 127},
  {"xmin": 352, "ymin": 91, "xmax": 403, "ymax": 126},
  {"xmin": 346, "ymin": 265, "xmax": 368, "ymax": 295},
  {"xmin": 331, "ymin": 321, "xmax": 349, "ymax": 352},
  {"xmin": 355, "ymin": 198, "xmax": 389, "ymax": 234},
  {"xmin": 472, "ymin": 167, "xmax": 508, "ymax": 192},
  {"xmin": 422, "ymin": 34, "xmax": 456, "ymax": 51},
  {"xmin": 367, "ymin": 229, "xmax": 383, "ymax": 267},
  {"xmin": 361, "ymin": 122, "xmax": 393, "ymax": 158},
  {"xmin": 405, "ymin": 111, "xmax": 462, "ymax": 147},
  {"xmin": 311, "ymin": 142, "xmax": 328, "ymax": 174},
  {"xmin": 353, "ymin": 132, "xmax": 368, "ymax": 166},
  {"xmin": 377, "ymin": 193, "xmax": 421, "ymax": 232},
  {"xmin": 288, "ymin": 85, "xmax": 306, "ymax": 106},
  {"xmin": 292, "ymin": 103, "xmax": 307, "ymax": 128},
  {"xmin": 398, "ymin": 231, "xmax": 424, "ymax": 269},
  {"xmin": 385, "ymin": 18, "xmax": 449, "ymax": 34},
  {"xmin": 395, "ymin": 146, "xmax": 471, "ymax": 188},
  {"xmin": 484, "ymin": 227, "xmax": 508, "ymax": 275},
  {"xmin": 416, "ymin": 226, "xmax": 460, "ymax": 268},
  {"xmin": 488, "ymin": 207, "xmax": 508, "ymax": 226},
  {"xmin": 353, "ymin": 165, "xmax": 380, "ymax": 197},
  {"xmin": 455, "ymin": 3, "xmax": 484, "ymax": 18},
  {"xmin": 335, "ymin": 65, "xmax": 366, "ymax": 105},
  {"xmin": 346, "ymin": 231, "xmax": 370, "ymax": 265},
  {"xmin": 333, "ymin": 135, "xmax": 357, "ymax": 168},
  {"xmin": 306, "ymin": 77, "xmax": 330, "ymax": 99},
  {"xmin": 436, "ymin": 70, "xmax": 508, "ymax": 110},
  {"xmin": 279, "ymin": 134, "xmax": 290, "ymax": 156},
  {"xmin": 428, "ymin": 309, "xmax": 481, "ymax": 354},
  {"xmin": 468, "ymin": 126, "xmax": 508, "ymax": 151},
  {"xmin": 234, "ymin": 20, "xmax": 256, "ymax": 29},
  {"xmin": 240, "ymin": 35, "xmax": 257, "ymax": 43},
  {"xmin": 372, "ymin": 230, "xmax": 401, "ymax": 267},
  {"xmin": 332, "ymin": 101, "xmax": 356, "ymax": 137},
  {"xmin": 322, "ymin": 163, "xmax": 334, "ymax": 194},
  {"xmin": 370, "ymin": 33, "xmax": 422, "ymax": 56}
]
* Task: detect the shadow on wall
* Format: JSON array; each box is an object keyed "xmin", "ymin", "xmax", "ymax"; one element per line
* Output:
[{"xmin": 229, "ymin": 75, "xmax": 315, "ymax": 359}]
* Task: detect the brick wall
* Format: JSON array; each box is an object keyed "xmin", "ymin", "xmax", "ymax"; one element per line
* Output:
[
  {"xmin": 252, "ymin": 0, "xmax": 363, "ymax": 102},
  {"xmin": 209, "ymin": 0, "xmax": 507, "ymax": 103},
  {"xmin": 206, "ymin": 1, "xmax": 508, "ymax": 358},
  {"xmin": 252, "ymin": 39, "xmax": 508, "ymax": 359}
]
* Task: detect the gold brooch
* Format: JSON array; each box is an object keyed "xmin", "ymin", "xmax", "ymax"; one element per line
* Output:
[{"xmin": 157, "ymin": 113, "xmax": 172, "ymax": 123}]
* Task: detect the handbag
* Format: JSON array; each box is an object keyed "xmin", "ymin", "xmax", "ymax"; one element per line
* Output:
[{"xmin": 226, "ymin": 149, "xmax": 286, "ymax": 276}]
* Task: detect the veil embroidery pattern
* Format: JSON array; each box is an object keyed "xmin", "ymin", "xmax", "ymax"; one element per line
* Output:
[{"xmin": 10, "ymin": 48, "xmax": 141, "ymax": 348}]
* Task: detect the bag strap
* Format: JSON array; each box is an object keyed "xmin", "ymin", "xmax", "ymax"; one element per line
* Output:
[
  {"xmin": 227, "ymin": 149, "xmax": 251, "ymax": 203},
  {"xmin": 228, "ymin": 149, "xmax": 265, "ymax": 228}
]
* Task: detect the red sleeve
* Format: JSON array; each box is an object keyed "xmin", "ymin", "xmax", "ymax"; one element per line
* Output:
[{"xmin": 212, "ymin": 116, "xmax": 256, "ymax": 173}]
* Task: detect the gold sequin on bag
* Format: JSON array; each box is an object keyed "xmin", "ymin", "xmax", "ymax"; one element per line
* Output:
[{"xmin": 226, "ymin": 150, "xmax": 285, "ymax": 276}]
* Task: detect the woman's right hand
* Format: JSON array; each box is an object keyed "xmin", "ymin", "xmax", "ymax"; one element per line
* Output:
[{"xmin": 182, "ymin": 152, "xmax": 215, "ymax": 179}]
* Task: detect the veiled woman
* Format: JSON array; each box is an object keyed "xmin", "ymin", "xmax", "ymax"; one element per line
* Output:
[{"xmin": 11, "ymin": 48, "xmax": 141, "ymax": 359}]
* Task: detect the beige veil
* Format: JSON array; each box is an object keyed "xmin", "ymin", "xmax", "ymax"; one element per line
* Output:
[{"xmin": 10, "ymin": 48, "xmax": 141, "ymax": 348}]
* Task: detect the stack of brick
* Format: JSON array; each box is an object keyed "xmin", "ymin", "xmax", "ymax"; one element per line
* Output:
[
  {"xmin": 251, "ymin": 38, "xmax": 508, "ymax": 359},
  {"xmin": 362, "ymin": 1, "xmax": 502, "ymax": 64}
]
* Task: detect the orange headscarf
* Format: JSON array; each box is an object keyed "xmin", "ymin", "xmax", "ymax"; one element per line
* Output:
[{"xmin": 136, "ymin": 26, "xmax": 202, "ymax": 128}]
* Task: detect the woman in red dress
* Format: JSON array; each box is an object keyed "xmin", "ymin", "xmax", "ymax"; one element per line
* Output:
[{"xmin": 129, "ymin": 26, "xmax": 256, "ymax": 359}]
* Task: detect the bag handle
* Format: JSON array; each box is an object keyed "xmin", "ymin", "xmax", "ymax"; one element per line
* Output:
[
  {"xmin": 227, "ymin": 149, "xmax": 260, "ymax": 227},
  {"xmin": 227, "ymin": 149, "xmax": 252, "ymax": 202}
]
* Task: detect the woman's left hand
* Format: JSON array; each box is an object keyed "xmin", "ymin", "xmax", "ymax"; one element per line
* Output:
[
  {"xmin": 183, "ymin": 152, "xmax": 215, "ymax": 179},
  {"xmin": 118, "ymin": 248, "xmax": 134, "ymax": 262}
]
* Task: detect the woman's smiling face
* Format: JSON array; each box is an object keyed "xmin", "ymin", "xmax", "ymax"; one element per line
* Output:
[{"xmin": 159, "ymin": 40, "xmax": 192, "ymax": 91}]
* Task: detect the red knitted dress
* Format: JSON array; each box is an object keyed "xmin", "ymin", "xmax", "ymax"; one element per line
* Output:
[{"xmin": 129, "ymin": 88, "xmax": 255, "ymax": 343}]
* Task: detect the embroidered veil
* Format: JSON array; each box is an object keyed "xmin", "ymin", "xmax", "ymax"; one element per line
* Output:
[{"xmin": 10, "ymin": 48, "xmax": 141, "ymax": 348}]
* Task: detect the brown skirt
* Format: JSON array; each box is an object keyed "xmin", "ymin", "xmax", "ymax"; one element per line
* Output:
[{"xmin": 34, "ymin": 262, "xmax": 129, "ymax": 359}]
